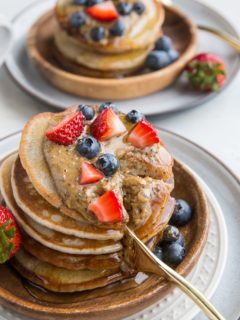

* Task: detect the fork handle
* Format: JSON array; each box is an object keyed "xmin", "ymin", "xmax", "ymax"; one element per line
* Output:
[
  {"xmin": 127, "ymin": 226, "xmax": 225, "ymax": 320},
  {"xmin": 198, "ymin": 25, "xmax": 240, "ymax": 52},
  {"xmin": 159, "ymin": 260, "xmax": 225, "ymax": 320}
]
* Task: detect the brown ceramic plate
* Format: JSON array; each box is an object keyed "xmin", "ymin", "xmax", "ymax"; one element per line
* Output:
[
  {"xmin": 0, "ymin": 154, "xmax": 208, "ymax": 320},
  {"xmin": 27, "ymin": 5, "xmax": 197, "ymax": 100}
]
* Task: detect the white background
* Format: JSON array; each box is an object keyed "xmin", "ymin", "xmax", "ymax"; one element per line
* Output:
[{"xmin": 0, "ymin": 0, "xmax": 240, "ymax": 179}]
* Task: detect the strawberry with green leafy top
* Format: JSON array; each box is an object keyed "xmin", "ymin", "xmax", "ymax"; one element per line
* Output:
[
  {"xmin": 0, "ymin": 206, "xmax": 21, "ymax": 263},
  {"xmin": 186, "ymin": 53, "xmax": 226, "ymax": 91}
]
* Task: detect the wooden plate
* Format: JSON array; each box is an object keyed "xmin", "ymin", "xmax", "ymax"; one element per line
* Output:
[
  {"xmin": 27, "ymin": 5, "xmax": 197, "ymax": 100},
  {"xmin": 0, "ymin": 156, "xmax": 208, "ymax": 320}
]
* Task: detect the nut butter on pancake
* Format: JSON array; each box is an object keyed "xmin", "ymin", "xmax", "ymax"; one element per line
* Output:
[{"xmin": 18, "ymin": 111, "xmax": 112, "ymax": 224}]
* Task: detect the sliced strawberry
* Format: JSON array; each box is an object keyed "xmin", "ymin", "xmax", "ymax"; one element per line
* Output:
[
  {"xmin": 80, "ymin": 162, "xmax": 104, "ymax": 185},
  {"xmin": 127, "ymin": 119, "xmax": 160, "ymax": 148},
  {"xmin": 86, "ymin": 1, "xmax": 119, "ymax": 22},
  {"xmin": 90, "ymin": 108, "xmax": 126, "ymax": 141},
  {"xmin": 88, "ymin": 191, "xmax": 123, "ymax": 223},
  {"xmin": 46, "ymin": 111, "xmax": 84, "ymax": 146},
  {"xmin": 186, "ymin": 53, "xmax": 226, "ymax": 91},
  {"xmin": 0, "ymin": 206, "xmax": 21, "ymax": 264}
]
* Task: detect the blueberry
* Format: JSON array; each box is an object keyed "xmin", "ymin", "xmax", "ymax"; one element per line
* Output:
[
  {"xmin": 168, "ymin": 49, "xmax": 179, "ymax": 63},
  {"xmin": 96, "ymin": 154, "xmax": 119, "ymax": 177},
  {"xmin": 153, "ymin": 246, "xmax": 163, "ymax": 260},
  {"xmin": 76, "ymin": 136, "xmax": 101, "ymax": 159},
  {"xmin": 145, "ymin": 51, "xmax": 171, "ymax": 70},
  {"xmin": 69, "ymin": 12, "xmax": 86, "ymax": 28},
  {"xmin": 163, "ymin": 242, "xmax": 185, "ymax": 266},
  {"xmin": 110, "ymin": 20, "xmax": 125, "ymax": 37},
  {"xmin": 170, "ymin": 199, "xmax": 193, "ymax": 226},
  {"xmin": 126, "ymin": 110, "xmax": 144, "ymax": 123},
  {"xmin": 78, "ymin": 104, "xmax": 95, "ymax": 120},
  {"xmin": 175, "ymin": 233, "xmax": 185, "ymax": 247},
  {"xmin": 99, "ymin": 102, "xmax": 119, "ymax": 114},
  {"xmin": 86, "ymin": 0, "xmax": 102, "ymax": 6},
  {"xmin": 162, "ymin": 225, "xmax": 180, "ymax": 243},
  {"xmin": 117, "ymin": 3, "xmax": 133, "ymax": 15},
  {"xmin": 73, "ymin": 0, "xmax": 87, "ymax": 5},
  {"xmin": 155, "ymin": 36, "xmax": 172, "ymax": 51},
  {"xmin": 133, "ymin": 1, "xmax": 145, "ymax": 15},
  {"xmin": 90, "ymin": 27, "xmax": 106, "ymax": 42}
]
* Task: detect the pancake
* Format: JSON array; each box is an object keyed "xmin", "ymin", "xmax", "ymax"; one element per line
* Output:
[
  {"xmin": 123, "ymin": 175, "xmax": 173, "ymax": 228},
  {"xmin": 23, "ymin": 234, "xmax": 122, "ymax": 271},
  {"xmin": 52, "ymin": 40, "xmax": 149, "ymax": 78},
  {"xmin": 136, "ymin": 197, "xmax": 175, "ymax": 241},
  {"xmin": 12, "ymin": 249, "xmax": 124, "ymax": 293},
  {"xmin": 12, "ymin": 157, "xmax": 123, "ymax": 241},
  {"xmin": 0, "ymin": 155, "xmax": 122, "ymax": 255},
  {"xmin": 119, "ymin": 143, "xmax": 174, "ymax": 181},
  {"xmin": 54, "ymin": 26, "xmax": 154, "ymax": 73},
  {"xmin": 43, "ymin": 111, "xmax": 173, "ymax": 221},
  {"xmin": 19, "ymin": 112, "xmax": 62, "ymax": 208},
  {"xmin": 56, "ymin": 0, "xmax": 164, "ymax": 54},
  {"xmin": 18, "ymin": 110, "xmax": 124, "ymax": 226}
]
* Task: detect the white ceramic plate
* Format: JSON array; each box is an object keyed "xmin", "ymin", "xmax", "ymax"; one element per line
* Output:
[
  {"xmin": 0, "ymin": 128, "xmax": 236, "ymax": 320},
  {"xmin": 5, "ymin": 0, "xmax": 240, "ymax": 115}
]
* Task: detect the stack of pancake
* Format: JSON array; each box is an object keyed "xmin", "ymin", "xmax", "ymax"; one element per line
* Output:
[
  {"xmin": 53, "ymin": 0, "xmax": 165, "ymax": 78},
  {"xmin": 0, "ymin": 108, "xmax": 175, "ymax": 293}
]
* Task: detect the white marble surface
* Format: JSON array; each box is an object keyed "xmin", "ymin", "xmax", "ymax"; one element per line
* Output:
[{"xmin": 0, "ymin": 0, "xmax": 240, "ymax": 179}]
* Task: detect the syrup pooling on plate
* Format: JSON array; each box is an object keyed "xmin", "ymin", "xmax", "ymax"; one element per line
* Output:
[{"xmin": 0, "ymin": 103, "xmax": 193, "ymax": 296}]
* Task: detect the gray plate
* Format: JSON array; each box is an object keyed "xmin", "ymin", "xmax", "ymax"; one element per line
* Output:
[
  {"xmin": 0, "ymin": 129, "xmax": 239, "ymax": 319},
  {"xmin": 5, "ymin": 0, "xmax": 240, "ymax": 115}
]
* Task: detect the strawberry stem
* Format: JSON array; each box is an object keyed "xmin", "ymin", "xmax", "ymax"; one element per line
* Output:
[
  {"xmin": 0, "ymin": 224, "xmax": 16, "ymax": 264},
  {"xmin": 187, "ymin": 61, "xmax": 226, "ymax": 91}
]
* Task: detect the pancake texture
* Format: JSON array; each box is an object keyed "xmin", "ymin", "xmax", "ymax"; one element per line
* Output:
[
  {"xmin": 12, "ymin": 249, "xmax": 124, "ymax": 293},
  {"xmin": 23, "ymin": 235, "xmax": 122, "ymax": 271},
  {"xmin": 19, "ymin": 112, "xmax": 61, "ymax": 208}
]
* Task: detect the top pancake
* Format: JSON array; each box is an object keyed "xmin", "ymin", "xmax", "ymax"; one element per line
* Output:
[
  {"xmin": 19, "ymin": 110, "xmax": 95, "ymax": 223},
  {"xmin": 56, "ymin": 0, "xmax": 164, "ymax": 54},
  {"xmin": 19, "ymin": 109, "xmax": 173, "ymax": 229}
]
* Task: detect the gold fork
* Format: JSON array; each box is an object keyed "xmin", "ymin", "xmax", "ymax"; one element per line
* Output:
[
  {"xmin": 160, "ymin": 0, "xmax": 240, "ymax": 52},
  {"xmin": 126, "ymin": 226, "xmax": 225, "ymax": 320}
]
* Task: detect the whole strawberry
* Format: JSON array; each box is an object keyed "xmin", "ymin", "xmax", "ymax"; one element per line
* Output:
[
  {"xmin": 0, "ymin": 206, "xmax": 21, "ymax": 263},
  {"xmin": 186, "ymin": 53, "xmax": 226, "ymax": 91}
]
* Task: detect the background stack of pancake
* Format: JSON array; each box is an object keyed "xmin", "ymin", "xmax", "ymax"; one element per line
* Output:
[
  {"xmin": 53, "ymin": 0, "xmax": 165, "ymax": 77},
  {"xmin": 0, "ymin": 108, "xmax": 175, "ymax": 293}
]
